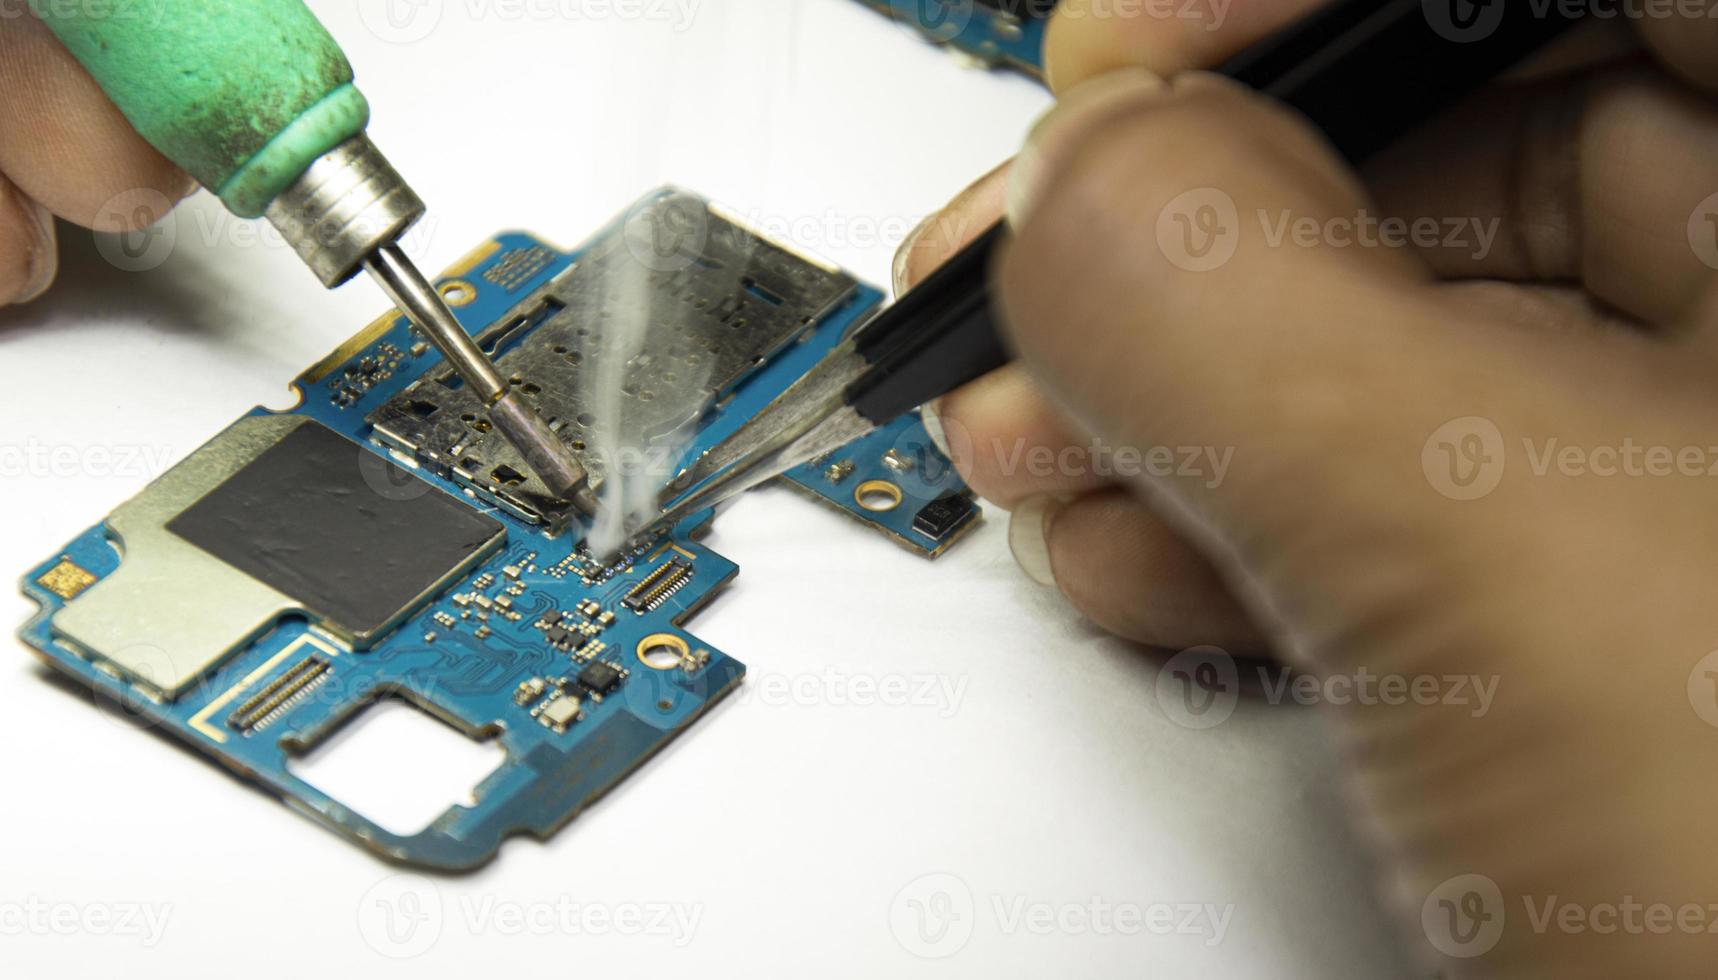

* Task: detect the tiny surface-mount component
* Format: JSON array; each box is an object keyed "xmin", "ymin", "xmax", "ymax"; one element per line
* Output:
[
  {"xmin": 545, "ymin": 624, "xmax": 588, "ymax": 652},
  {"xmin": 824, "ymin": 459, "xmax": 855, "ymax": 483},
  {"xmin": 513, "ymin": 677, "xmax": 548, "ymax": 706},
  {"xmin": 576, "ymin": 661, "xmax": 623, "ymax": 696},
  {"xmin": 537, "ymin": 695, "xmax": 581, "ymax": 733},
  {"xmin": 882, "ymin": 449, "xmax": 914, "ymax": 472},
  {"xmin": 913, "ymin": 492, "xmax": 978, "ymax": 540},
  {"xmin": 34, "ymin": 558, "xmax": 96, "ymax": 601}
]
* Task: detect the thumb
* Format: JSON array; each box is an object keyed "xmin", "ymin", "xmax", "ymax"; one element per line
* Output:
[
  {"xmin": 1000, "ymin": 69, "xmax": 1453, "ymax": 645},
  {"xmin": 1001, "ymin": 70, "xmax": 1718, "ymax": 977},
  {"xmin": 996, "ymin": 70, "xmax": 1700, "ymax": 663}
]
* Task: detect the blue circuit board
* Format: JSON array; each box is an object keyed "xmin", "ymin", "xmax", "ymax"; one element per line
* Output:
[
  {"xmin": 18, "ymin": 190, "xmax": 977, "ymax": 871},
  {"xmin": 857, "ymin": 0, "xmax": 1051, "ymax": 77}
]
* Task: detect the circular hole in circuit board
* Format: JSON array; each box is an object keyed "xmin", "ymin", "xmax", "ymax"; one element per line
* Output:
[
  {"xmin": 854, "ymin": 480, "xmax": 904, "ymax": 513},
  {"xmin": 439, "ymin": 280, "xmax": 477, "ymax": 306},
  {"xmin": 637, "ymin": 633, "xmax": 690, "ymax": 671}
]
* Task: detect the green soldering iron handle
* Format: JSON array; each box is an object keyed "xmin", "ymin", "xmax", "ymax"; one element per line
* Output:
[{"xmin": 31, "ymin": 0, "xmax": 426, "ymax": 286}]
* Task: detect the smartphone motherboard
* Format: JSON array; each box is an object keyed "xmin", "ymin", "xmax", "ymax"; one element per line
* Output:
[
  {"xmin": 18, "ymin": 189, "xmax": 978, "ymax": 870},
  {"xmin": 855, "ymin": 0, "xmax": 1053, "ymax": 76}
]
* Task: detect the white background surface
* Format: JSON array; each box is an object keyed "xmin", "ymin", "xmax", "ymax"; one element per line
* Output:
[{"xmin": 0, "ymin": 1, "xmax": 1418, "ymax": 976}]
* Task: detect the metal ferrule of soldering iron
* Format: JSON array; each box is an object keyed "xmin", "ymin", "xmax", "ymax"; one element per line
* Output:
[{"xmin": 264, "ymin": 135, "xmax": 601, "ymax": 517}]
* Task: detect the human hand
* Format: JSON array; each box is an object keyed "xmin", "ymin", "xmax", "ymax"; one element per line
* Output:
[
  {"xmin": 899, "ymin": 1, "xmax": 1718, "ymax": 974},
  {"xmin": 0, "ymin": 9, "xmax": 195, "ymax": 306}
]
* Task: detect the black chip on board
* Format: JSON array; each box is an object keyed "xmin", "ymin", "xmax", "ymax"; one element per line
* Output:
[
  {"xmin": 577, "ymin": 661, "xmax": 623, "ymax": 695},
  {"xmin": 912, "ymin": 492, "xmax": 976, "ymax": 540},
  {"xmin": 166, "ymin": 421, "xmax": 504, "ymax": 644}
]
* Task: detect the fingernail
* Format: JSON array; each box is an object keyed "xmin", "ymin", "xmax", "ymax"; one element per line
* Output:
[
  {"xmin": 920, "ymin": 400, "xmax": 951, "ymax": 458},
  {"xmin": 892, "ymin": 213, "xmax": 938, "ymax": 297},
  {"xmin": 1008, "ymin": 67, "xmax": 1168, "ymax": 228},
  {"xmin": 1009, "ymin": 494, "xmax": 1069, "ymax": 587},
  {"xmin": 17, "ymin": 198, "xmax": 58, "ymax": 304}
]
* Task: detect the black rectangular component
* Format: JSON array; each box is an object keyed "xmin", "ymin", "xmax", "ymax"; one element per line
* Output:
[
  {"xmin": 166, "ymin": 421, "xmax": 504, "ymax": 644},
  {"xmin": 545, "ymin": 625, "xmax": 588, "ymax": 651},
  {"xmin": 912, "ymin": 492, "xmax": 976, "ymax": 540},
  {"xmin": 576, "ymin": 661, "xmax": 623, "ymax": 695}
]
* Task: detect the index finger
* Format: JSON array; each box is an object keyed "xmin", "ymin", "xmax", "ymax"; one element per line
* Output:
[{"xmin": 1044, "ymin": 0, "xmax": 1327, "ymax": 92}]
